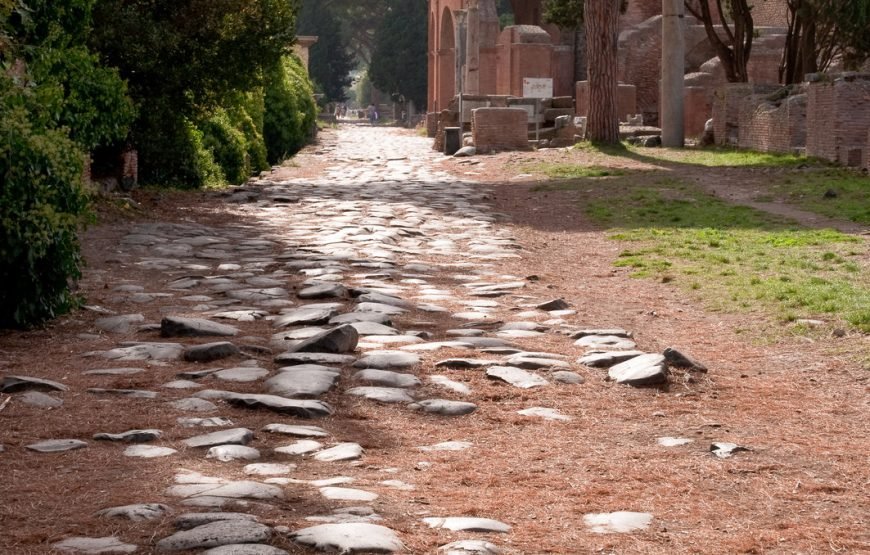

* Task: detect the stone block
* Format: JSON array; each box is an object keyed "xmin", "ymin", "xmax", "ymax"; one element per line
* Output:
[{"xmin": 471, "ymin": 108, "xmax": 531, "ymax": 153}]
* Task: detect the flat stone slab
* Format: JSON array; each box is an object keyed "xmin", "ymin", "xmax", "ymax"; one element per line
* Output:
[
  {"xmin": 213, "ymin": 310, "xmax": 269, "ymax": 322},
  {"xmin": 574, "ymin": 335, "xmax": 637, "ymax": 350},
  {"xmin": 583, "ymin": 511, "xmax": 653, "ymax": 534},
  {"xmin": 353, "ymin": 351, "xmax": 419, "ymax": 370},
  {"xmin": 486, "ymin": 366, "xmax": 548, "ymax": 389},
  {"xmin": 203, "ymin": 546, "xmax": 288, "ymax": 555},
  {"xmin": 274, "ymin": 307, "xmax": 338, "ymax": 328},
  {"xmin": 26, "ymin": 439, "xmax": 87, "ymax": 453},
  {"xmin": 83, "ymin": 367, "xmax": 145, "ymax": 376},
  {"xmin": 170, "ymin": 398, "xmax": 218, "ymax": 412},
  {"xmin": 329, "ymin": 312, "xmax": 393, "ymax": 325},
  {"xmin": 178, "ymin": 417, "xmax": 234, "ymax": 428},
  {"xmin": 156, "ymin": 520, "xmax": 272, "ymax": 552},
  {"xmin": 299, "ymin": 283, "xmax": 348, "ymax": 299},
  {"xmin": 608, "ymin": 354, "xmax": 668, "ymax": 386},
  {"xmin": 274, "ymin": 440, "xmax": 323, "ymax": 456},
  {"xmin": 124, "ymin": 445, "xmax": 177, "ymax": 458},
  {"xmin": 401, "ymin": 341, "xmax": 475, "ymax": 352},
  {"xmin": 274, "ymin": 352, "xmax": 356, "ymax": 366},
  {"xmin": 320, "ymin": 487, "xmax": 379, "ymax": 501},
  {"xmin": 183, "ymin": 428, "xmax": 253, "ymax": 448},
  {"xmin": 429, "ymin": 376, "xmax": 471, "ymax": 395},
  {"xmin": 225, "ymin": 393, "xmax": 334, "ymax": 418},
  {"xmin": 93, "ymin": 429, "xmax": 162, "ymax": 442},
  {"xmin": 505, "ymin": 356, "xmax": 570, "ymax": 370},
  {"xmin": 213, "ymin": 367, "xmax": 270, "ymax": 383},
  {"xmin": 262, "ymin": 423, "xmax": 329, "ymax": 437},
  {"xmin": 517, "ymin": 407, "xmax": 572, "ymax": 421},
  {"xmin": 419, "ymin": 441, "xmax": 472, "ymax": 452},
  {"xmin": 313, "ymin": 443, "xmax": 363, "ymax": 462},
  {"xmin": 88, "ymin": 388, "xmax": 158, "ymax": 399},
  {"xmin": 1, "ymin": 375, "xmax": 68, "ymax": 393},
  {"xmin": 353, "ymin": 369, "xmax": 421, "ymax": 388},
  {"xmin": 354, "ymin": 302, "xmax": 407, "ymax": 315},
  {"xmin": 571, "ymin": 328, "xmax": 632, "ymax": 339},
  {"xmin": 552, "ymin": 371, "xmax": 585, "ymax": 384},
  {"xmin": 439, "ymin": 540, "xmax": 502, "ymax": 554},
  {"xmin": 184, "ymin": 342, "xmax": 240, "ymax": 363},
  {"xmin": 434, "ymin": 359, "xmax": 500, "ymax": 369},
  {"xmin": 349, "ymin": 321, "xmax": 399, "ymax": 336},
  {"xmin": 577, "ymin": 351, "xmax": 645, "ymax": 368},
  {"xmin": 265, "ymin": 369, "xmax": 339, "ymax": 398},
  {"xmin": 357, "ymin": 292, "xmax": 411, "ymax": 308},
  {"xmin": 166, "ymin": 481, "xmax": 283, "ymax": 501},
  {"xmin": 207, "ymin": 445, "xmax": 261, "ymax": 461},
  {"xmin": 94, "ymin": 313, "xmax": 146, "ymax": 334},
  {"xmin": 710, "ymin": 442, "xmax": 750, "ymax": 458},
  {"xmin": 346, "ymin": 386, "xmax": 414, "ymax": 404},
  {"xmin": 423, "ymin": 517, "xmax": 510, "ymax": 533},
  {"xmin": 657, "ymin": 437, "xmax": 694, "ymax": 447},
  {"xmin": 86, "ymin": 342, "xmax": 184, "ymax": 361},
  {"xmin": 96, "ymin": 503, "xmax": 171, "ymax": 521},
  {"xmin": 290, "ymin": 523, "xmax": 404, "ymax": 553},
  {"xmin": 161, "ymin": 316, "xmax": 239, "ymax": 338},
  {"xmin": 52, "ymin": 536, "xmax": 137, "ymax": 553},
  {"xmin": 175, "ymin": 512, "xmax": 259, "ymax": 530},
  {"xmin": 19, "ymin": 391, "xmax": 64, "ymax": 408},
  {"xmin": 287, "ymin": 325, "xmax": 359, "ymax": 354},
  {"xmin": 244, "ymin": 463, "xmax": 295, "ymax": 476},
  {"xmin": 410, "ymin": 399, "xmax": 477, "ymax": 416}
]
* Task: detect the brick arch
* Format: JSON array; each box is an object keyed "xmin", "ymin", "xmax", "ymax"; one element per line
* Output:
[{"xmin": 436, "ymin": 6, "xmax": 457, "ymax": 111}]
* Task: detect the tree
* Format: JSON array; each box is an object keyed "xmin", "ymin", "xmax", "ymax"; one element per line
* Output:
[
  {"xmin": 781, "ymin": 0, "xmax": 870, "ymax": 84},
  {"xmin": 368, "ymin": 0, "xmax": 427, "ymax": 110},
  {"xmin": 544, "ymin": 0, "xmax": 624, "ymax": 143},
  {"xmin": 297, "ymin": 1, "xmax": 355, "ymax": 102},
  {"xmin": 684, "ymin": 0, "xmax": 754, "ymax": 83}
]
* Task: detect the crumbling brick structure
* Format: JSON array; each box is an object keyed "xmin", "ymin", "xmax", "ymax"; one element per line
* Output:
[
  {"xmin": 713, "ymin": 83, "xmax": 779, "ymax": 146},
  {"xmin": 471, "ymin": 107, "xmax": 531, "ymax": 153},
  {"xmin": 807, "ymin": 74, "xmax": 870, "ymax": 166},
  {"xmin": 738, "ymin": 88, "xmax": 807, "ymax": 154}
]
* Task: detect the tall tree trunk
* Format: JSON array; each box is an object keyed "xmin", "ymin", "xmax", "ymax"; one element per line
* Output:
[{"xmin": 584, "ymin": 0, "xmax": 620, "ymax": 143}]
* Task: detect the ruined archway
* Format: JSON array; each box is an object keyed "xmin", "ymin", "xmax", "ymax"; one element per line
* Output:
[{"xmin": 437, "ymin": 7, "xmax": 457, "ymax": 111}]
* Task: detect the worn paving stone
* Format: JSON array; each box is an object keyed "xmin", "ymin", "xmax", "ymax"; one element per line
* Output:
[
  {"xmin": 353, "ymin": 351, "xmax": 419, "ymax": 370},
  {"xmin": 93, "ymin": 429, "xmax": 162, "ymax": 442},
  {"xmin": 207, "ymin": 445, "xmax": 261, "ymax": 461},
  {"xmin": 577, "ymin": 350, "xmax": 645, "ymax": 368},
  {"xmin": 166, "ymin": 481, "xmax": 283, "ymax": 501},
  {"xmin": 183, "ymin": 428, "xmax": 253, "ymax": 448},
  {"xmin": 156, "ymin": 520, "xmax": 272, "ymax": 552},
  {"xmin": 419, "ymin": 441, "xmax": 472, "ymax": 452},
  {"xmin": 19, "ymin": 391, "xmax": 64, "ymax": 408},
  {"xmin": 574, "ymin": 335, "xmax": 637, "ymax": 350},
  {"xmin": 94, "ymin": 314, "xmax": 145, "ymax": 334},
  {"xmin": 184, "ymin": 342, "xmax": 240, "ymax": 363},
  {"xmin": 313, "ymin": 443, "xmax": 363, "ymax": 462},
  {"xmin": 83, "ymin": 367, "xmax": 145, "ymax": 376},
  {"xmin": 274, "ymin": 440, "xmax": 323, "ymax": 456},
  {"xmin": 161, "ymin": 316, "xmax": 239, "ymax": 338},
  {"xmin": 273, "ymin": 307, "xmax": 338, "ymax": 328},
  {"xmin": 174, "ymin": 512, "xmax": 259, "ymax": 530},
  {"xmin": 262, "ymin": 423, "xmax": 329, "ymax": 437},
  {"xmin": 224, "ymin": 393, "xmax": 334, "ymax": 418},
  {"xmin": 329, "ymin": 312, "xmax": 393, "ymax": 325},
  {"xmin": 274, "ymin": 352, "xmax": 356, "ymax": 366},
  {"xmin": 85, "ymin": 342, "xmax": 184, "ymax": 361},
  {"xmin": 583, "ymin": 511, "xmax": 653, "ymax": 534},
  {"xmin": 298, "ymin": 283, "xmax": 348, "ymax": 299},
  {"xmin": 265, "ymin": 368, "xmax": 339, "ymax": 398},
  {"xmin": 345, "ymin": 386, "xmax": 414, "ymax": 404},
  {"xmin": 124, "ymin": 445, "xmax": 177, "ymax": 458},
  {"xmin": 608, "ymin": 354, "xmax": 668, "ymax": 386},
  {"xmin": 178, "ymin": 417, "xmax": 233, "ymax": 428},
  {"xmin": 287, "ymin": 325, "xmax": 359, "ymax": 354},
  {"xmin": 505, "ymin": 356, "xmax": 570, "ymax": 370},
  {"xmin": 319, "ymin": 487, "xmax": 378, "ymax": 502},
  {"xmin": 290, "ymin": 523, "xmax": 403, "ymax": 553},
  {"xmin": 203, "ymin": 545, "xmax": 288, "ymax": 555},
  {"xmin": 170, "ymin": 398, "xmax": 219, "ymax": 412},
  {"xmin": 244, "ymin": 463, "xmax": 295, "ymax": 476},
  {"xmin": 434, "ymin": 358, "xmax": 500, "ymax": 369},
  {"xmin": 26, "ymin": 439, "xmax": 88, "ymax": 453},
  {"xmin": 353, "ymin": 369, "xmax": 421, "ymax": 388},
  {"xmin": 486, "ymin": 366, "xmax": 549, "ymax": 389},
  {"xmin": 657, "ymin": 437, "xmax": 694, "ymax": 447},
  {"xmin": 423, "ymin": 517, "xmax": 510, "ymax": 533},
  {"xmin": 517, "ymin": 407, "xmax": 573, "ymax": 422},
  {"xmin": 213, "ymin": 367, "xmax": 270, "ymax": 383},
  {"xmin": 96, "ymin": 503, "xmax": 172, "ymax": 522},
  {"xmin": 439, "ymin": 539, "xmax": 502, "ymax": 554},
  {"xmin": 429, "ymin": 376, "xmax": 471, "ymax": 395},
  {"xmin": 88, "ymin": 388, "xmax": 158, "ymax": 399},
  {"xmin": 1, "ymin": 375, "xmax": 68, "ymax": 393},
  {"xmin": 52, "ymin": 536, "xmax": 138, "ymax": 554},
  {"xmin": 410, "ymin": 399, "xmax": 477, "ymax": 416},
  {"xmin": 552, "ymin": 371, "xmax": 585, "ymax": 384}
]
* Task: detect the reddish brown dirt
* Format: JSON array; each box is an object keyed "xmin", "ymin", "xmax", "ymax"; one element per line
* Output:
[{"xmin": 0, "ymin": 127, "xmax": 867, "ymax": 554}]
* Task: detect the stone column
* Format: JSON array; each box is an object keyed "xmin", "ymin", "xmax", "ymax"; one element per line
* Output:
[
  {"xmin": 661, "ymin": 0, "xmax": 685, "ymax": 147},
  {"xmin": 455, "ymin": 10, "xmax": 468, "ymax": 98},
  {"xmin": 465, "ymin": 0, "xmax": 481, "ymax": 95}
]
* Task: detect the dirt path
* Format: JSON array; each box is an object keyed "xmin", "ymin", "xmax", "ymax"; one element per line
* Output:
[{"xmin": 0, "ymin": 126, "xmax": 867, "ymax": 554}]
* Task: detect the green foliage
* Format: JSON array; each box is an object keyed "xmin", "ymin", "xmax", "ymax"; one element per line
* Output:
[
  {"xmin": 297, "ymin": 1, "xmax": 354, "ymax": 102},
  {"xmin": 768, "ymin": 169, "xmax": 870, "ymax": 225},
  {"xmin": 0, "ymin": 78, "xmax": 90, "ymax": 328},
  {"xmin": 369, "ymin": 0, "xmax": 427, "ymax": 109},
  {"xmin": 199, "ymin": 109, "xmax": 250, "ymax": 185},
  {"xmin": 264, "ymin": 54, "xmax": 317, "ymax": 164},
  {"xmin": 543, "ymin": 0, "xmax": 626, "ymax": 28}
]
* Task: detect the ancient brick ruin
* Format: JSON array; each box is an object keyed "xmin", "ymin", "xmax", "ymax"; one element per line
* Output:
[{"xmin": 427, "ymin": 0, "xmax": 870, "ymax": 169}]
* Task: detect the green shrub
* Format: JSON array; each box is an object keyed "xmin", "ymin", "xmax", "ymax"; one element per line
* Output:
[
  {"xmin": 0, "ymin": 88, "xmax": 90, "ymax": 327},
  {"xmin": 136, "ymin": 110, "xmax": 224, "ymax": 188},
  {"xmin": 199, "ymin": 108, "xmax": 250, "ymax": 185},
  {"xmin": 264, "ymin": 54, "xmax": 317, "ymax": 164},
  {"xmin": 227, "ymin": 91, "xmax": 269, "ymax": 175}
]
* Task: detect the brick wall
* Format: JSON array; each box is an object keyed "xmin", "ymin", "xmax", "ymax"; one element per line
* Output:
[
  {"xmin": 575, "ymin": 82, "xmax": 637, "ymax": 121},
  {"xmin": 712, "ymin": 83, "xmax": 779, "ymax": 145},
  {"xmin": 472, "ymin": 108, "xmax": 531, "ymax": 153},
  {"xmin": 738, "ymin": 91, "xmax": 807, "ymax": 154},
  {"xmin": 807, "ymin": 75, "xmax": 870, "ymax": 165},
  {"xmin": 865, "ymin": 128, "xmax": 870, "ymax": 170},
  {"xmin": 426, "ymin": 112, "xmax": 439, "ymax": 138},
  {"xmin": 684, "ymin": 86, "xmax": 713, "ymax": 138}
]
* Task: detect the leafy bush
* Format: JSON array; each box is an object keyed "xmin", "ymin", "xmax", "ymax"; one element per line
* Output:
[
  {"xmin": 0, "ymin": 82, "xmax": 90, "ymax": 327},
  {"xmin": 264, "ymin": 54, "xmax": 317, "ymax": 164},
  {"xmin": 199, "ymin": 109, "xmax": 250, "ymax": 185}
]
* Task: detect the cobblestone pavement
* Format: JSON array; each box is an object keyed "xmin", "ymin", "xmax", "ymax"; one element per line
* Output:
[{"xmin": 3, "ymin": 126, "xmax": 717, "ymax": 554}]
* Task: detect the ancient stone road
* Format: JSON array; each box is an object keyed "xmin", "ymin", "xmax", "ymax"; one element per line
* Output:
[{"xmin": 2, "ymin": 126, "xmax": 710, "ymax": 553}]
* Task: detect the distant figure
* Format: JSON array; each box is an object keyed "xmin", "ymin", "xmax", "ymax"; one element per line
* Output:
[{"xmin": 367, "ymin": 103, "xmax": 376, "ymax": 125}]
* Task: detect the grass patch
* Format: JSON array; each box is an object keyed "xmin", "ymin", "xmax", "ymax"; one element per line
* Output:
[
  {"xmin": 649, "ymin": 147, "xmax": 809, "ymax": 168},
  {"xmin": 587, "ymin": 180, "xmax": 870, "ymax": 332},
  {"xmin": 767, "ymin": 168, "xmax": 870, "ymax": 225},
  {"xmin": 525, "ymin": 161, "xmax": 628, "ymax": 179}
]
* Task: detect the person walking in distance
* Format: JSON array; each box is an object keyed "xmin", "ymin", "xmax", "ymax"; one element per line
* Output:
[{"xmin": 367, "ymin": 103, "xmax": 376, "ymax": 125}]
